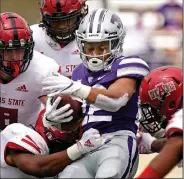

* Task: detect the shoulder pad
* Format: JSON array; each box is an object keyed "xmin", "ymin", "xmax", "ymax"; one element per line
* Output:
[
  {"xmin": 3, "ymin": 123, "xmax": 49, "ymax": 155},
  {"xmin": 165, "ymin": 110, "xmax": 183, "ymax": 137},
  {"xmin": 112, "ymin": 56, "xmax": 150, "ymax": 80}
]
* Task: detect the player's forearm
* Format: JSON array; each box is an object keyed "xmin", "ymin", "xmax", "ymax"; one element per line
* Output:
[
  {"xmin": 145, "ymin": 136, "xmax": 182, "ymax": 178},
  {"xmin": 74, "ymin": 78, "xmax": 136, "ymax": 112},
  {"xmin": 73, "ymin": 78, "xmax": 136, "ymax": 104},
  {"xmin": 87, "ymin": 88, "xmax": 118, "ymax": 103},
  {"xmin": 85, "ymin": 79, "xmax": 136, "ymax": 103},
  {"xmin": 12, "ymin": 151, "xmax": 72, "ymax": 177},
  {"xmin": 85, "ymin": 88, "xmax": 130, "ymax": 112},
  {"xmin": 35, "ymin": 150, "xmax": 72, "ymax": 177},
  {"xmin": 151, "ymin": 137, "xmax": 167, "ymax": 153}
]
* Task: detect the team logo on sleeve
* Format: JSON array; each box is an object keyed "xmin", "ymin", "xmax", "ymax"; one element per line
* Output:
[
  {"xmin": 148, "ymin": 81, "xmax": 176, "ymax": 100},
  {"xmin": 88, "ymin": 76, "xmax": 93, "ymax": 83}
]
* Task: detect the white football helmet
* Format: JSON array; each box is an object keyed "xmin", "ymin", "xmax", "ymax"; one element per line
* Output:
[{"xmin": 76, "ymin": 9, "xmax": 126, "ymax": 71}]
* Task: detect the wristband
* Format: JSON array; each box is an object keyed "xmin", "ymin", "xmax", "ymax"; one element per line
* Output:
[
  {"xmin": 73, "ymin": 83, "xmax": 91, "ymax": 99},
  {"xmin": 67, "ymin": 142, "xmax": 82, "ymax": 161}
]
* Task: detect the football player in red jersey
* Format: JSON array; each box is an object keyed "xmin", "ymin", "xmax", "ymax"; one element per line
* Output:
[
  {"xmin": 0, "ymin": 12, "xmax": 61, "ymax": 130},
  {"xmin": 1, "ymin": 97, "xmax": 106, "ymax": 178},
  {"xmin": 30, "ymin": 0, "xmax": 88, "ymax": 78},
  {"xmin": 137, "ymin": 66, "xmax": 183, "ymax": 178},
  {"xmin": 30, "ymin": 0, "xmax": 89, "ymax": 130}
]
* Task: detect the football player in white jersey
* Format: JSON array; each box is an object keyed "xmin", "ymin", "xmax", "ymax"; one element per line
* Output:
[
  {"xmin": 1, "ymin": 100, "xmax": 107, "ymax": 178},
  {"xmin": 136, "ymin": 66, "xmax": 183, "ymax": 178},
  {"xmin": 42, "ymin": 9, "xmax": 150, "ymax": 178},
  {"xmin": 0, "ymin": 12, "xmax": 61, "ymax": 130},
  {"xmin": 30, "ymin": 0, "xmax": 88, "ymax": 77}
]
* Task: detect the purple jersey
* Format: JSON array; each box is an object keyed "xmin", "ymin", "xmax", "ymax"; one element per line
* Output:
[{"xmin": 72, "ymin": 56, "xmax": 150, "ymax": 135}]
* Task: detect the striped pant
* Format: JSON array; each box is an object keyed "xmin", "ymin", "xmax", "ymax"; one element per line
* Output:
[{"xmin": 59, "ymin": 130, "xmax": 138, "ymax": 178}]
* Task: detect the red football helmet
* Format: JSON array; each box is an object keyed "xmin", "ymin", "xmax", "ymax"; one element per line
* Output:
[
  {"xmin": 40, "ymin": 0, "xmax": 88, "ymax": 45},
  {"xmin": 35, "ymin": 109, "xmax": 82, "ymax": 153},
  {"xmin": 139, "ymin": 66, "xmax": 183, "ymax": 133},
  {"xmin": 0, "ymin": 12, "xmax": 34, "ymax": 84}
]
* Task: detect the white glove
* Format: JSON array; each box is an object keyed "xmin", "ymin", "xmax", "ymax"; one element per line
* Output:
[
  {"xmin": 42, "ymin": 73, "xmax": 91, "ymax": 99},
  {"xmin": 43, "ymin": 96, "xmax": 74, "ymax": 127},
  {"xmin": 137, "ymin": 131, "xmax": 156, "ymax": 154},
  {"xmin": 67, "ymin": 128, "xmax": 107, "ymax": 160}
]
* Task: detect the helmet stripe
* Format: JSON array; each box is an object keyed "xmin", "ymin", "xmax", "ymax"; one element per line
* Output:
[
  {"xmin": 89, "ymin": 9, "xmax": 97, "ymax": 33},
  {"xmin": 56, "ymin": 0, "xmax": 62, "ymax": 12},
  {"xmin": 97, "ymin": 9, "xmax": 106, "ymax": 33},
  {"xmin": 92, "ymin": 9, "xmax": 103, "ymax": 33},
  {"xmin": 7, "ymin": 12, "xmax": 18, "ymax": 40}
]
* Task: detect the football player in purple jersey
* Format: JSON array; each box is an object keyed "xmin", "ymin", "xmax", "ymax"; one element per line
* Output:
[{"xmin": 42, "ymin": 9, "xmax": 150, "ymax": 178}]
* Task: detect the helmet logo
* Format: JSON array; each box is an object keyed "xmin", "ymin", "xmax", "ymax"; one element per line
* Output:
[
  {"xmin": 8, "ymin": 40, "xmax": 13, "ymax": 47},
  {"xmin": 148, "ymin": 81, "xmax": 176, "ymax": 100},
  {"xmin": 110, "ymin": 14, "xmax": 122, "ymax": 29},
  {"xmin": 20, "ymin": 39, "xmax": 26, "ymax": 46},
  {"xmin": 88, "ymin": 33, "xmax": 100, "ymax": 37}
]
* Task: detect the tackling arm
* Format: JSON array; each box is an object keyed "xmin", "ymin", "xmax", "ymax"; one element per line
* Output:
[
  {"xmin": 137, "ymin": 134, "xmax": 183, "ymax": 178},
  {"xmin": 5, "ymin": 128, "xmax": 106, "ymax": 178},
  {"xmin": 6, "ymin": 149, "xmax": 71, "ymax": 178},
  {"xmin": 137, "ymin": 132, "xmax": 167, "ymax": 154},
  {"xmin": 151, "ymin": 137, "xmax": 167, "ymax": 153}
]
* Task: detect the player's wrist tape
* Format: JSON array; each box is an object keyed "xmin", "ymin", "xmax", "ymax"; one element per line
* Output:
[
  {"xmin": 73, "ymin": 83, "xmax": 91, "ymax": 100},
  {"xmin": 67, "ymin": 142, "xmax": 83, "ymax": 161}
]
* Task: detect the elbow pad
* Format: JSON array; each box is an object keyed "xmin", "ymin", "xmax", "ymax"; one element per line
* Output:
[{"xmin": 93, "ymin": 93, "xmax": 129, "ymax": 112}]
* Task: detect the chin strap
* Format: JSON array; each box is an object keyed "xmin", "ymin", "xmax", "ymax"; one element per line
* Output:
[
  {"xmin": 0, "ymin": 64, "xmax": 20, "ymax": 84},
  {"xmin": 12, "ymin": 63, "xmax": 20, "ymax": 77}
]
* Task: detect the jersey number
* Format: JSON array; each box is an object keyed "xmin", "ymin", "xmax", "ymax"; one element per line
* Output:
[{"xmin": 0, "ymin": 107, "xmax": 18, "ymax": 130}]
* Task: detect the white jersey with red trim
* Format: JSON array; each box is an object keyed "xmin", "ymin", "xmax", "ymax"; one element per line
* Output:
[
  {"xmin": 165, "ymin": 109, "xmax": 183, "ymax": 137},
  {"xmin": 30, "ymin": 24, "xmax": 82, "ymax": 77},
  {"xmin": 0, "ymin": 50, "xmax": 60, "ymax": 130},
  {"xmin": 1, "ymin": 123, "xmax": 49, "ymax": 178}
]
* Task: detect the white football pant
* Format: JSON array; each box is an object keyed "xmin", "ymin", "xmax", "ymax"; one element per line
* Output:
[{"xmin": 59, "ymin": 130, "xmax": 138, "ymax": 178}]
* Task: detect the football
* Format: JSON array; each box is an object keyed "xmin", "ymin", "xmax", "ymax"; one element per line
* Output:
[{"xmin": 52, "ymin": 95, "xmax": 82, "ymax": 121}]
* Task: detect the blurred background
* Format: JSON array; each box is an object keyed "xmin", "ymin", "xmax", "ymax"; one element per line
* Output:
[
  {"xmin": 1, "ymin": 0, "xmax": 182, "ymax": 70},
  {"xmin": 88, "ymin": 0, "xmax": 183, "ymax": 70},
  {"xmin": 1, "ymin": 0, "xmax": 183, "ymax": 178}
]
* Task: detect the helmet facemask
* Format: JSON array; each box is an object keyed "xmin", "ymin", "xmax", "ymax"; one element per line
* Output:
[
  {"xmin": 0, "ymin": 39, "xmax": 34, "ymax": 84},
  {"xmin": 76, "ymin": 33, "xmax": 124, "ymax": 72},
  {"xmin": 139, "ymin": 91, "xmax": 176, "ymax": 134},
  {"xmin": 41, "ymin": 6, "xmax": 88, "ymax": 45},
  {"xmin": 139, "ymin": 102, "xmax": 167, "ymax": 134}
]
